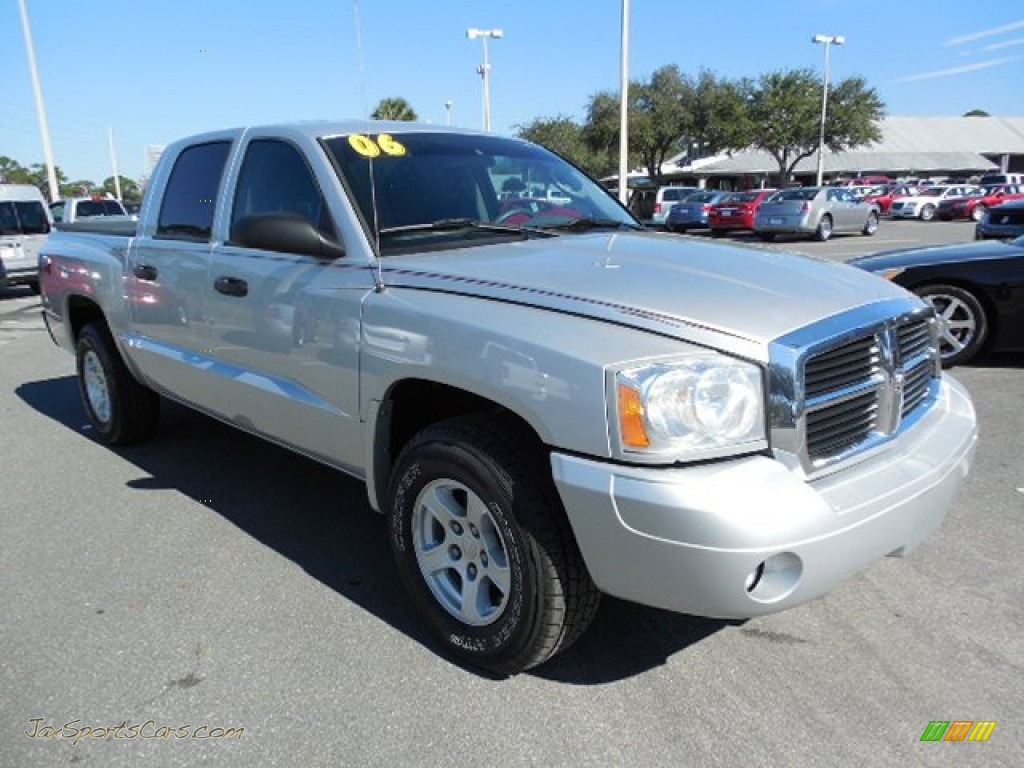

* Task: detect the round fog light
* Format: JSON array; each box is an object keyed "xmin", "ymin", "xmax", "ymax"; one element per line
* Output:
[
  {"xmin": 746, "ymin": 552, "xmax": 803, "ymax": 603},
  {"xmin": 745, "ymin": 562, "xmax": 766, "ymax": 592}
]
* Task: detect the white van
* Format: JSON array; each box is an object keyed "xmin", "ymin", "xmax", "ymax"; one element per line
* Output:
[
  {"xmin": 652, "ymin": 185, "xmax": 699, "ymax": 226},
  {"xmin": 0, "ymin": 184, "xmax": 53, "ymax": 293}
]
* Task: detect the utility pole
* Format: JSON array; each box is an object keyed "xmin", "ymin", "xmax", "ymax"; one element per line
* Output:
[
  {"xmin": 17, "ymin": 0, "xmax": 59, "ymax": 201},
  {"xmin": 618, "ymin": 0, "xmax": 630, "ymax": 205},
  {"xmin": 108, "ymin": 127, "xmax": 122, "ymax": 200}
]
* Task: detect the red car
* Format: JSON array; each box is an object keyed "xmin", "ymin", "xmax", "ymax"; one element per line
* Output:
[
  {"xmin": 936, "ymin": 184, "xmax": 1024, "ymax": 221},
  {"xmin": 863, "ymin": 184, "xmax": 917, "ymax": 215},
  {"xmin": 708, "ymin": 189, "xmax": 776, "ymax": 235}
]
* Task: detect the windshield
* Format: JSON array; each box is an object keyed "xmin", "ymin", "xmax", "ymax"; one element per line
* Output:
[
  {"xmin": 324, "ymin": 131, "xmax": 637, "ymax": 253},
  {"xmin": 769, "ymin": 188, "xmax": 818, "ymax": 202}
]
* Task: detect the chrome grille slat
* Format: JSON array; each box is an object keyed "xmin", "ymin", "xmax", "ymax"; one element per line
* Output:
[
  {"xmin": 804, "ymin": 337, "xmax": 880, "ymax": 399},
  {"xmin": 801, "ymin": 317, "xmax": 937, "ymax": 464}
]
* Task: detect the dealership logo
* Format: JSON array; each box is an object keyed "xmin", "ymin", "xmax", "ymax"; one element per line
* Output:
[{"xmin": 920, "ymin": 720, "xmax": 997, "ymax": 742}]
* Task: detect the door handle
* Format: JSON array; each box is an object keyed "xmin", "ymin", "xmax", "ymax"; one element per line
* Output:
[
  {"xmin": 133, "ymin": 264, "xmax": 158, "ymax": 281},
  {"xmin": 214, "ymin": 275, "xmax": 248, "ymax": 297}
]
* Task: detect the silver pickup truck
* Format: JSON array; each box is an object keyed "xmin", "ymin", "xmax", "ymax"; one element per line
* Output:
[{"xmin": 39, "ymin": 122, "xmax": 978, "ymax": 675}]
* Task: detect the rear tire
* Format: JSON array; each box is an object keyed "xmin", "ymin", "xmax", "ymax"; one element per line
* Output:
[
  {"xmin": 914, "ymin": 284, "xmax": 988, "ymax": 367},
  {"xmin": 387, "ymin": 415, "xmax": 600, "ymax": 675},
  {"xmin": 862, "ymin": 212, "xmax": 879, "ymax": 236},
  {"xmin": 813, "ymin": 215, "xmax": 833, "ymax": 241},
  {"xmin": 756, "ymin": 232, "xmax": 775, "ymax": 241},
  {"xmin": 971, "ymin": 204, "xmax": 987, "ymax": 222},
  {"xmin": 75, "ymin": 322, "xmax": 160, "ymax": 444}
]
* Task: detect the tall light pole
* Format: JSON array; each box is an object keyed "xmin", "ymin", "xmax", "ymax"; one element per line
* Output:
[
  {"xmin": 17, "ymin": 0, "xmax": 59, "ymax": 201},
  {"xmin": 812, "ymin": 33, "xmax": 844, "ymax": 187},
  {"xmin": 467, "ymin": 28, "xmax": 503, "ymax": 131},
  {"xmin": 618, "ymin": 0, "xmax": 630, "ymax": 205},
  {"xmin": 444, "ymin": 100, "xmax": 453, "ymax": 126}
]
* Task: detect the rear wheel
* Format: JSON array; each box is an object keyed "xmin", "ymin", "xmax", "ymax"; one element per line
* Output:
[
  {"xmin": 920, "ymin": 204, "xmax": 936, "ymax": 221},
  {"xmin": 756, "ymin": 232, "xmax": 775, "ymax": 242},
  {"xmin": 813, "ymin": 215, "xmax": 833, "ymax": 241},
  {"xmin": 75, "ymin": 322, "xmax": 160, "ymax": 444},
  {"xmin": 971, "ymin": 204, "xmax": 987, "ymax": 222},
  {"xmin": 862, "ymin": 212, "xmax": 879, "ymax": 236},
  {"xmin": 387, "ymin": 415, "xmax": 600, "ymax": 675},
  {"xmin": 914, "ymin": 284, "xmax": 988, "ymax": 367}
]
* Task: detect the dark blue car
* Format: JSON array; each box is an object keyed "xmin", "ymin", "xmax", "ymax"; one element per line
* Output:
[{"xmin": 665, "ymin": 191, "xmax": 731, "ymax": 233}]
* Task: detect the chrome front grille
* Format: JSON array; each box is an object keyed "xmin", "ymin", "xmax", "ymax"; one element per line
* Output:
[
  {"xmin": 802, "ymin": 316, "xmax": 938, "ymax": 465},
  {"xmin": 769, "ymin": 302, "xmax": 942, "ymax": 477}
]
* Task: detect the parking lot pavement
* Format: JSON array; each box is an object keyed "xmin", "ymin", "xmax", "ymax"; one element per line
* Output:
[{"xmin": 2, "ymin": 231, "xmax": 1021, "ymax": 767}]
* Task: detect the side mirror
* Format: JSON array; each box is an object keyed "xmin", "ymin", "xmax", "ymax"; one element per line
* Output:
[{"xmin": 231, "ymin": 213, "xmax": 345, "ymax": 260}]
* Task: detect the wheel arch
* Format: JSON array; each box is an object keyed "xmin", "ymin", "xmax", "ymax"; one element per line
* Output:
[
  {"xmin": 66, "ymin": 294, "xmax": 107, "ymax": 344},
  {"xmin": 367, "ymin": 378, "xmax": 547, "ymax": 513}
]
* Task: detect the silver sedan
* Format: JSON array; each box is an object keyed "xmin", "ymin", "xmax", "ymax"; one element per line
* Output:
[{"xmin": 754, "ymin": 186, "xmax": 880, "ymax": 241}]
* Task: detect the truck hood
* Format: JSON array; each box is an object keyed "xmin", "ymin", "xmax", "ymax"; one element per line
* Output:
[{"xmin": 380, "ymin": 231, "xmax": 914, "ymax": 362}]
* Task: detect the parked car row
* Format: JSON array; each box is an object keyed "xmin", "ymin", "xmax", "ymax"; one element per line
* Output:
[{"xmin": 663, "ymin": 186, "xmax": 880, "ymax": 242}]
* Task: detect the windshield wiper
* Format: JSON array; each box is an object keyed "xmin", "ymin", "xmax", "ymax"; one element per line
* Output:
[
  {"xmin": 379, "ymin": 218, "xmax": 545, "ymax": 238},
  {"xmin": 537, "ymin": 217, "xmax": 642, "ymax": 233}
]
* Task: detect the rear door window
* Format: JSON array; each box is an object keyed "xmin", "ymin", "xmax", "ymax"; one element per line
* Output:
[
  {"xmin": 229, "ymin": 139, "xmax": 336, "ymax": 244},
  {"xmin": 0, "ymin": 201, "xmax": 50, "ymax": 235},
  {"xmin": 156, "ymin": 141, "xmax": 232, "ymax": 241}
]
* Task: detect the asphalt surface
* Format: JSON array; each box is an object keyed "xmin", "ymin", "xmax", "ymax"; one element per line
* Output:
[{"xmin": 2, "ymin": 219, "xmax": 1021, "ymax": 767}]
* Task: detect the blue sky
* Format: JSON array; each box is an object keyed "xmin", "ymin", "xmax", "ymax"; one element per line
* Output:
[{"xmin": 2, "ymin": 0, "xmax": 1022, "ymax": 184}]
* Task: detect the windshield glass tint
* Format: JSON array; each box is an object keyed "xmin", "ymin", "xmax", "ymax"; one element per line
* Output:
[{"xmin": 324, "ymin": 132, "xmax": 635, "ymax": 250}]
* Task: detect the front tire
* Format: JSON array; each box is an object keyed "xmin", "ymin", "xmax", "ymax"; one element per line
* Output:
[
  {"xmin": 914, "ymin": 284, "xmax": 989, "ymax": 367},
  {"xmin": 920, "ymin": 204, "xmax": 936, "ymax": 221},
  {"xmin": 75, "ymin": 322, "xmax": 160, "ymax": 444},
  {"xmin": 388, "ymin": 415, "xmax": 600, "ymax": 675},
  {"xmin": 971, "ymin": 204, "xmax": 987, "ymax": 222}
]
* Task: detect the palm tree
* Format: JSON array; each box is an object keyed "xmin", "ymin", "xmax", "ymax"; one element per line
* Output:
[{"xmin": 371, "ymin": 97, "xmax": 418, "ymax": 121}]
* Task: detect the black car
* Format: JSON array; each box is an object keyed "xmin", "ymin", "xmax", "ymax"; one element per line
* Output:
[
  {"xmin": 849, "ymin": 236, "xmax": 1024, "ymax": 366},
  {"xmin": 975, "ymin": 198, "xmax": 1024, "ymax": 240}
]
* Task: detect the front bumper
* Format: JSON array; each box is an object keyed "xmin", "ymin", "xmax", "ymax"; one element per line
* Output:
[{"xmin": 551, "ymin": 375, "xmax": 976, "ymax": 619}]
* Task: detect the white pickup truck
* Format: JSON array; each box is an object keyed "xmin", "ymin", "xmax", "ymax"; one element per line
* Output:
[
  {"xmin": 38, "ymin": 122, "xmax": 977, "ymax": 674},
  {"xmin": 49, "ymin": 196, "xmax": 134, "ymax": 226}
]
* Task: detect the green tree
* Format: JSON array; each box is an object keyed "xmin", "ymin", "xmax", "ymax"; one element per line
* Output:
[
  {"xmin": 61, "ymin": 180, "xmax": 96, "ymax": 197},
  {"xmin": 370, "ymin": 97, "xmax": 418, "ymax": 121},
  {"xmin": 515, "ymin": 116, "xmax": 608, "ymax": 177},
  {"xmin": 691, "ymin": 71, "xmax": 755, "ymax": 156},
  {"xmin": 963, "ymin": 109, "xmax": 990, "ymax": 117},
  {"xmin": 27, "ymin": 163, "xmax": 68, "ymax": 199},
  {"xmin": 101, "ymin": 175, "xmax": 141, "ymax": 201},
  {"xmin": 0, "ymin": 156, "xmax": 31, "ymax": 184},
  {"xmin": 583, "ymin": 65, "xmax": 696, "ymax": 185},
  {"xmin": 746, "ymin": 68, "xmax": 884, "ymax": 186}
]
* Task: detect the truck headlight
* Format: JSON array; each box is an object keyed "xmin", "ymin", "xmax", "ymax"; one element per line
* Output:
[{"xmin": 612, "ymin": 356, "xmax": 766, "ymax": 461}]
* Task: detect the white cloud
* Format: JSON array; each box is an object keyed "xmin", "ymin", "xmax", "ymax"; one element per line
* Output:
[
  {"xmin": 984, "ymin": 37, "xmax": 1024, "ymax": 51},
  {"xmin": 890, "ymin": 57, "xmax": 1017, "ymax": 84},
  {"xmin": 944, "ymin": 20, "xmax": 1024, "ymax": 46}
]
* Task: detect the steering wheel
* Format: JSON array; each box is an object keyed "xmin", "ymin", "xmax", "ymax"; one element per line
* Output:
[{"xmin": 495, "ymin": 207, "xmax": 533, "ymax": 225}]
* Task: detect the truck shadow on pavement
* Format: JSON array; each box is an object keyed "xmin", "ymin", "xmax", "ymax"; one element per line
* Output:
[{"xmin": 18, "ymin": 374, "xmax": 734, "ymax": 684}]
